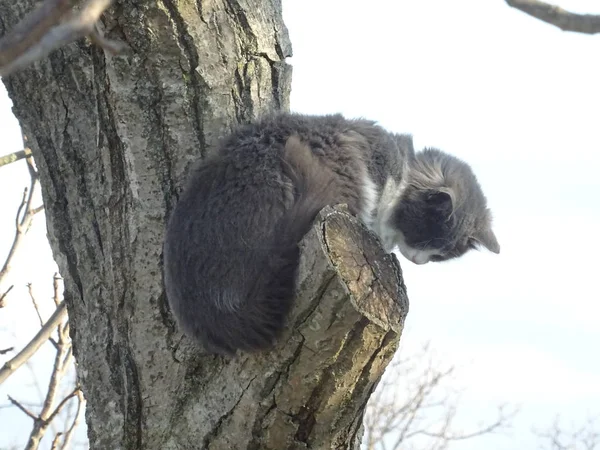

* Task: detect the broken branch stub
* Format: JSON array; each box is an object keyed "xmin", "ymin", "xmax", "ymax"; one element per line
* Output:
[{"xmin": 169, "ymin": 205, "xmax": 408, "ymax": 450}]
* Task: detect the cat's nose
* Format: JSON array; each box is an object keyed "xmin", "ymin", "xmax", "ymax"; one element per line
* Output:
[
  {"xmin": 408, "ymin": 252, "xmax": 430, "ymax": 265},
  {"xmin": 410, "ymin": 257, "xmax": 429, "ymax": 265}
]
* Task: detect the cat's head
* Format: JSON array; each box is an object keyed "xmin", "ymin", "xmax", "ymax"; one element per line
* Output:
[{"xmin": 390, "ymin": 148, "xmax": 499, "ymax": 265}]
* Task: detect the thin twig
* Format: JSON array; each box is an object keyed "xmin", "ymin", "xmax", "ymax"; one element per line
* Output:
[
  {"xmin": 0, "ymin": 285, "xmax": 14, "ymax": 308},
  {"xmin": 0, "ymin": 347, "xmax": 14, "ymax": 355},
  {"xmin": 0, "ymin": 302, "xmax": 67, "ymax": 385},
  {"xmin": 28, "ymin": 283, "xmax": 59, "ymax": 348},
  {"xmin": 24, "ymin": 298, "xmax": 73, "ymax": 450},
  {"xmin": 0, "ymin": 156, "xmax": 40, "ymax": 290},
  {"xmin": 60, "ymin": 389, "xmax": 85, "ymax": 450},
  {"xmin": 506, "ymin": 0, "xmax": 600, "ymax": 34},
  {"xmin": 45, "ymin": 386, "xmax": 79, "ymax": 426},
  {"xmin": 7, "ymin": 395, "xmax": 38, "ymax": 420},
  {"xmin": 535, "ymin": 415, "xmax": 600, "ymax": 450},
  {"xmin": 0, "ymin": 148, "xmax": 32, "ymax": 168},
  {"xmin": 50, "ymin": 433, "xmax": 63, "ymax": 450},
  {"xmin": 364, "ymin": 342, "xmax": 516, "ymax": 450},
  {"xmin": 31, "ymin": 205, "xmax": 46, "ymax": 216},
  {"xmin": 0, "ymin": 0, "xmax": 123, "ymax": 77},
  {"xmin": 28, "ymin": 283, "xmax": 46, "ymax": 328}
]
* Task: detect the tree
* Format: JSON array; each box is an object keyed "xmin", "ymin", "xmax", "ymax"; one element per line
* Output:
[{"xmin": 0, "ymin": 1, "xmax": 407, "ymax": 448}]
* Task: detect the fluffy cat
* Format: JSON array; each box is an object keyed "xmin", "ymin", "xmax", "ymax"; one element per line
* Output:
[{"xmin": 163, "ymin": 113, "xmax": 499, "ymax": 355}]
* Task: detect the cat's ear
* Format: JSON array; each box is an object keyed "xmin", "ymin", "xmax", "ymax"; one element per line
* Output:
[{"xmin": 471, "ymin": 226, "xmax": 500, "ymax": 254}]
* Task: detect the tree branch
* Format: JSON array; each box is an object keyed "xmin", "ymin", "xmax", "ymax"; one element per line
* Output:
[
  {"xmin": 44, "ymin": 386, "xmax": 79, "ymax": 426},
  {"xmin": 0, "ymin": 0, "xmax": 71, "ymax": 66},
  {"xmin": 0, "ymin": 155, "xmax": 42, "ymax": 291},
  {"xmin": 0, "ymin": 148, "xmax": 32, "ymax": 168},
  {"xmin": 0, "ymin": 0, "xmax": 124, "ymax": 77},
  {"xmin": 364, "ymin": 343, "xmax": 516, "ymax": 450},
  {"xmin": 535, "ymin": 415, "xmax": 600, "ymax": 450},
  {"xmin": 23, "ymin": 293, "xmax": 73, "ymax": 450},
  {"xmin": 0, "ymin": 285, "xmax": 13, "ymax": 308},
  {"xmin": 59, "ymin": 389, "xmax": 85, "ymax": 450},
  {"xmin": 0, "ymin": 302, "xmax": 67, "ymax": 385},
  {"xmin": 7, "ymin": 395, "xmax": 38, "ymax": 420},
  {"xmin": 505, "ymin": 0, "xmax": 600, "ymax": 34},
  {"xmin": 27, "ymin": 283, "xmax": 46, "ymax": 328}
]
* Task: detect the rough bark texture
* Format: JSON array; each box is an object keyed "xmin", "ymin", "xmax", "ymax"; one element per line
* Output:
[{"xmin": 0, "ymin": 1, "xmax": 408, "ymax": 448}]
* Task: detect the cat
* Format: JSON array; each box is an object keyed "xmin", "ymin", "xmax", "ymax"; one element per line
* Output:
[{"xmin": 162, "ymin": 113, "xmax": 499, "ymax": 355}]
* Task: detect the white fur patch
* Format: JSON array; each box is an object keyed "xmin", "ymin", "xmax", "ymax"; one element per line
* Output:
[
  {"xmin": 359, "ymin": 172, "xmax": 379, "ymax": 228},
  {"xmin": 371, "ymin": 167, "xmax": 409, "ymax": 252}
]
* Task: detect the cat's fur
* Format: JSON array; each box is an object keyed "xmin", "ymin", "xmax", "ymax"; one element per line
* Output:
[{"xmin": 163, "ymin": 113, "xmax": 499, "ymax": 355}]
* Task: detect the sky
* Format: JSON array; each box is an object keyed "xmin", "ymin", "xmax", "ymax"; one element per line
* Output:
[{"xmin": 1, "ymin": 0, "xmax": 600, "ymax": 449}]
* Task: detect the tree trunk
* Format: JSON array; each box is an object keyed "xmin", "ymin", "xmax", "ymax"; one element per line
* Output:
[{"xmin": 0, "ymin": 1, "xmax": 408, "ymax": 448}]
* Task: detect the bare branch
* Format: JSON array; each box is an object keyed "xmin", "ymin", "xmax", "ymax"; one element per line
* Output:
[
  {"xmin": 0, "ymin": 302, "xmax": 67, "ymax": 385},
  {"xmin": 45, "ymin": 386, "xmax": 79, "ymax": 426},
  {"xmin": 0, "ymin": 285, "xmax": 14, "ymax": 308},
  {"xmin": 7, "ymin": 395, "xmax": 38, "ymax": 420},
  {"xmin": 50, "ymin": 433, "xmax": 63, "ymax": 450},
  {"xmin": 0, "ymin": 0, "xmax": 72, "ymax": 66},
  {"xmin": 415, "ymin": 404, "xmax": 517, "ymax": 442},
  {"xmin": 28, "ymin": 283, "xmax": 59, "ymax": 348},
  {"xmin": 59, "ymin": 389, "xmax": 85, "ymax": 450},
  {"xmin": 23, "ymin": 294, "xmax": 74, "ymax": 450},
  {"xmin": 0, "ymin": 148, "xmax": 33, "ymax": 168},
  {"xmin": 3, "ymin": 275, "xmax": 81, "ymax": 448},
  {"xmin": 30, "ymin": 205, "xmax": 46, "ymax": 216},
  {"xmin": 364, "ymin": 342, "xmax": 516, "ymax": 450},
  {"xmin": 28, "ymin": 283, "xmax": 46, "ymax": 328},
  {"xmin": 0, "ymin": 0, "xmax": 124, "ymax": 77},
  {"xmin": 505, "ymin": 0, "xmax": 600, "ymax": 34},
  {"xmin": 0, "ymin": 155, "xmax": 40, "ymax": 290},
  {"xmin": 535, "ymin": 415, "xmax": 600, "ymax": 450},
  {"xmin": 0, "ymin": 347, "xmax": 14, "ymax": 355}
]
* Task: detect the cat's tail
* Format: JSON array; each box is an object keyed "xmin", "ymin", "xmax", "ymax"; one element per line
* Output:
[{"xmin": 165, "ymin": 136, "xmax": 336, "ymax": 355}]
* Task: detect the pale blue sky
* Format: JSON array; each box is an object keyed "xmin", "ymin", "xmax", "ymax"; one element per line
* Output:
[{"xmin": 1, "ymin": 0, "xmax": 599, "ymax": 448}]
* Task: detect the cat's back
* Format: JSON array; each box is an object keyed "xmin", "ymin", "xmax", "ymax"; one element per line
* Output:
[{"xmin": 215, "ymin": 113, "xmax": 362, "ymax": 161}]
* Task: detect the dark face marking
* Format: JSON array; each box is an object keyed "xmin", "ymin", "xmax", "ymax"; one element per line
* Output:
[{"xmin": 392, "ymin": 187, "xmax": 456, "ymax": 252}]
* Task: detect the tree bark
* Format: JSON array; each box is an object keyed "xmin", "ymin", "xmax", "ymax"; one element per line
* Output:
[{"xmin": 0, "ymin": 1, "xmax": 408, "ymax": 448}]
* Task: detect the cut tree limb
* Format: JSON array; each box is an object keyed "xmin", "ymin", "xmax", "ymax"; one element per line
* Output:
[
  {"xmin": 169, "ymin": 205, "xmax": 408, "ymax": 449},
  {"xmin": 505, "ymin": 0, "xmax": 600, "ymax": 34}
]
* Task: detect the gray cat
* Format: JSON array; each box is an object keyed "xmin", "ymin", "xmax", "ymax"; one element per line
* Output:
[{"xmin": 163, "ymin": 113, "xmax": 499, "ymax": 355}]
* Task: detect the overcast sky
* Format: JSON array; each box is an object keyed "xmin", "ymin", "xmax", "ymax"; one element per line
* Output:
[{"xmin": 1, "ymin": 0, "xmax": 600, "ymax": 449}]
